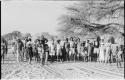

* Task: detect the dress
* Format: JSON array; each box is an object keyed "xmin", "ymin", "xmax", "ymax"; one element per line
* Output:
[
  {"xmin": 99, "ymin": 43, "xmax": 105, "ymax": 61},
  {"xmin": 69, "ymin": 41, "xmax": 75, "ymax": 55},
  {"xmin": 80, "ymin": 46, "xmax": 86, "ymax": 57},
  {"xmin": 105, "ymin": 43, "xmax": 111, "ymax": 61},
  {"xmin": 38, "ymin": 46, "xmax": 43, "ymax": 59},
  {"xmin": 56, "ymin": 43, "xmax": 62, "ymax": 56},
  {"xmin": 49, "ymin": 43, "xmax": 56, "ymax": 56}
]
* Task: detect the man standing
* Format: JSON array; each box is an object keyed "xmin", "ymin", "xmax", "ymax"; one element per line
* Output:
[
  {"xmin": 77, "ymin": 38, "xmax": 81, "ymax": 61},
  {"xmin": 39, "ymin": 35, "xmax": 48, "ymax": 65},
  {"xmin": 69, "ymin": 37, "xmax": 75, "ymax": 61},
  {"xmin": 26, "ymin": 38, "xmax": 33, "ymax": 64},
  {"xmin": 24, "ymin": 37, "xmax": 29, "ymax": 61},
  {"xmin": 64, "ymin": 38, "xmax": 70, "ymax": 61},
  {"xmin": 16, "ymin": 38, "xmax": 24, "ymax": 62},
  {"xmin": 85, "ymin": 40, "xmax": 90, "ymax": 62},
  {"xmin": 94, "ymin": 40, "xmax": 100, "ymax": 62}
]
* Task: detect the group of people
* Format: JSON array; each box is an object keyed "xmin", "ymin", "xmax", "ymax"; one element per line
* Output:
[
  {"xmin": 1, "ymin": 38, "xmax": 8, "ymax": 64},
  {"xmin": 2, "ymin": 35, "xmax": 124, "ymax": 68}
]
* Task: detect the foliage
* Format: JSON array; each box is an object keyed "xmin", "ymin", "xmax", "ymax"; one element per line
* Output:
[
  {"xmin": 2, "ymin": 31, "xmax": 23, "ymax": 41},
  {"xmin": 58, "ymin": 0, "xmax": 124, "ymax": 39}
]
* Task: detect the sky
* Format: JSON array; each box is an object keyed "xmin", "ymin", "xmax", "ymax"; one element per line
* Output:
[{"xmin": 1, "ymin": 1, "xmax": 76, "ymax": 36}]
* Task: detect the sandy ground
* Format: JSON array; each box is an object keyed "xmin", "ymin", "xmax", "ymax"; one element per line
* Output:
[
  {"xmin": 1, "ymin": 49, "xmax": 124, "ymax": 80},
  {"xmin": 49, "ymin": 62, "xmax": 124, "ymax": 79},
  {"xmin": 1, "ymin": 49, "xmax": 58, "ymax": 79}
]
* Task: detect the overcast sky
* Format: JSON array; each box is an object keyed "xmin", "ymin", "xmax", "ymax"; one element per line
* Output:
[{"xmin": 1, "ymin": 1, "xmax": 76, "ymax": 36}]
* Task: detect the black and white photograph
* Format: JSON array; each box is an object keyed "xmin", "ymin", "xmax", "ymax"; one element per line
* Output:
[{"xmin": 1, "ymin": 0, "xmax": 124, "ymax": 80}]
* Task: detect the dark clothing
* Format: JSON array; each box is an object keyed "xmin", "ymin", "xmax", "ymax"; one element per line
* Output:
[
  {"xmin": 39, "ymin": 38, "xmax": 48, "ymax": 46},
  {"xmin": 64, "ymin": 42, "xmax": 70, "ymax": 61},
  {"xmin": 64, "ymin": 42, "xmax": 70, "ymax": 50},
  {"xmin": 18, "ymin": 41, "xmax": 24, "ymax": 51},
  {"xmin": 74, "ymin": 42, "xmax": 77, "ymax": 48},
  {"xmin": 44, "ymin": 44, "xmax": 49, "ymax": 52}
]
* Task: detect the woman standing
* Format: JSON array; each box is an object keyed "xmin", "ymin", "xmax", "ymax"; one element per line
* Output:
[
  {"xmin": 99, "ymin": 39, "xmax": 105, "ymax": 63},
  {"xmin": 105, "ymin": 40, "xmax": 111, "ymax": 63}
]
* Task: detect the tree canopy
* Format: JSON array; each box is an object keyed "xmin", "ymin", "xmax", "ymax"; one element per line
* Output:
[
  {"xmin": 57, "ymin": 0, "xmax": 124, "ymax": 39},
  {"xmin": 2, "ymin": 31, "xmax": 23, "ymax": 41}
]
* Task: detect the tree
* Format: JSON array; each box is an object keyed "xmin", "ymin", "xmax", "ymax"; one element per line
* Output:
[
  {"xmin": 25, "ymin": 33, "xmax": 32, "ymax": 38},
  {"xmin": 2, "ymin": 30, "xmax": 23, "ymax": 40},
  {"xmin": 58, "ymin": 0, "xmax": 124, "ymax": 38}
]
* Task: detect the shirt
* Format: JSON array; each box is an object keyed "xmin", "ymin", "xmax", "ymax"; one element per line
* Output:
[{"xmin": 64, "ymin": 42, "xmax": 70, "ymax": 49}]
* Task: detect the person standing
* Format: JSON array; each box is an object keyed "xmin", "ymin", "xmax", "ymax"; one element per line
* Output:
[
  {"xmin": 11, "ymin": 42, "xmax": 16, "ymax": 57},
  {"xmin": 85, "ymin": 40, "xmax": 90, "ymax": 61},
  {"xmin": 80, "ymin": 42, "xmax": 87, "ymax": 62},
  {"xmin": 49, "ymin": 39, "xmax": 56, "ymax": 63},
  {"xmin": 77, "ymin": 38, "xmax": 81, "ymax": 61},
  {"xmin": 64, "ymin": 38, "xmax": 70, "ymax": 62},
  {"xmin": 88, "ymin": 42, "xmax": 93, "ymax": 62},
  {"xmin": 116, "ymin": 46, "xmax": 122, "ymax": 68},
  {"xmin": 60, "ymin": 39, "xmax": 65, "ymax": 62},
  {"xmin": 26, "ymin": 38, "xmax": 33, "ymax": 64},
  {"xmin": 69, "ymin": 37, "xmax": 75, "ymax": 61},
  {"xmin": 32, "ymin": 42, "xmax": 38, "ymax": 62},
  {"xmin": 110, "ymin": 43, "xmax": 118, "ymax": 63},
  {"xmin": 74, "ymin": 38, "xmax": 78, "ymax": 62},
  {"xmin": 99, "ymin": 39, "xmax": 105, "ymax": 63},
  {"xmin": 37, "ymin": 39, "xmax": 43, "ymax": 63},
  {"xmin": 93, "ymin": 40, "xmax": 100, "ymax": 62},
  {"xmin": 44, "ymin": 41, "xmax": 49, "ymax": 64},
  {"xmin": 56, "ymin": 40, "xmax": 62, "ymax": 62},
  {"xmin": 105, "ymin": 40, "xmax": 111, "ymax": 63},
  {"xmin": 24, "ymin": 37, "xmax": 29, "ymax": 61},
  {"xmin": 40, "ymin": 35, "xmax": 48, "ymax": 65},
  {"xmin": 16, "ymin": 38, "xmax": 24, "ymax": 62}
]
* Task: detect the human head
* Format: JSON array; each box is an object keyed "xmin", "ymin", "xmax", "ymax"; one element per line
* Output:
[
  {"xmin": 70, "ymin": 37, "xmax": 73, "ymax": 41},
  {"xmin": 77, "ymin": 38, "xmax": 80, "ymax": 42},
  {"xmin": 87, "ymin": 40, "xmax": 89, "ymax": 43},
  {"xmin": 28, "ymin": 38, "xmax": 32, "ymax": 41},
  {"xmin": 65, "ymin": 38, "xmax": 68, "ymax": 42},
  {"xmin": 41, "ymin": 35, "xmax": 44, "ymax": 39},
  {"xmin": 83, "ymin": 42, "xmax": 85, "ymax": 47},
  {"xmin": 57, "ymin": 40, "xmax": 61, "ymax": 43}
]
